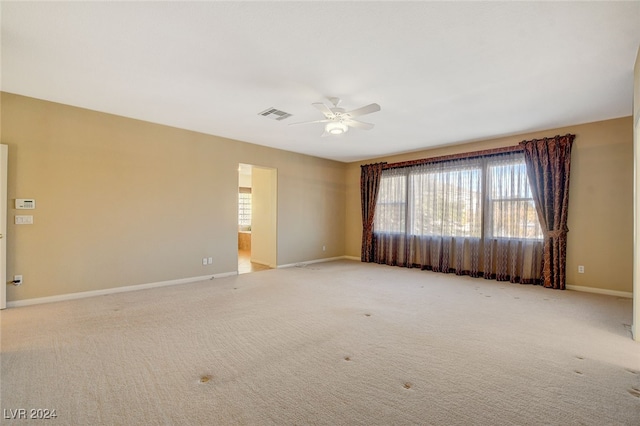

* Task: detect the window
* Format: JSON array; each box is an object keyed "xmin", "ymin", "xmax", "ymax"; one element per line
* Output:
[
  {"xmin": 374, "ymin": 152, "xmax": 542, "ymax": 240},
  {"xmin": 486, "ymin": 157, "xmax": 543, "ymax": 239},
  {"xmin": 373, "ymin": 172, "xmax": 406, "ymax": 233},
  {"xmin": 238, "ymin": 188, "xmax": 251, "ymax": 227},
  {"xmin": 409, "ymin": 159, "xmax": 482, "ymax": 237}
]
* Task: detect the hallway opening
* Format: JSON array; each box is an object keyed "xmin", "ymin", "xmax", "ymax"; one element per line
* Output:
[{"xmin": 238, "ymin": 163, "xmax": 277, "ymax": 274}]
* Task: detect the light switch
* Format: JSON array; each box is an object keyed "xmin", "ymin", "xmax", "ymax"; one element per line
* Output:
[{"xmin": 15, "ymin": 215, "xmax": 34, "ymax": 225}]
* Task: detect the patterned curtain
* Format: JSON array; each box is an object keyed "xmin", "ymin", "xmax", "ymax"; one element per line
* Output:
[
  {"xmin": 360, "ymin": 163, "xmax": 386, "ymax": 262},
  {"xmin": 520, "ymin": 134, "xmax": 575, "ymax": 289}
]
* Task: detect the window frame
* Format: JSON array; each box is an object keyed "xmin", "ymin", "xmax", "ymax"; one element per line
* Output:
[
  {"xmin": 484, "ymin": 158, "xmax": 543, "ymax": 241},
  {"xmin": 407, "ymin": 164, "xmax": 483, "ymax": 238},
  {"xmin": 373, "ymin": 173, "xmax": 407, "ymax": 234}
]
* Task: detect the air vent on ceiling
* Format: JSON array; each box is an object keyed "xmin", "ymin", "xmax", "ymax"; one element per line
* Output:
[{"xmin": 259, "ymin": 107, "xmax": 292, "ymax": 121}]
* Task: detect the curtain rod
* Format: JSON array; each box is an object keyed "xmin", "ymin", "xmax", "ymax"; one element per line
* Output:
[
  {"xmin": 376, "ymin": 134, "xmax": 575, "ymax": 170},
  {"xmin": 381, "ymin": 145, "xmax": 523, "ymax": 170}
]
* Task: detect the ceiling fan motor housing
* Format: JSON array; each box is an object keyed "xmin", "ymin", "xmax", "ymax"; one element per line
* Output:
[{"xmin": 329, "ymin": 107, "xmax": 346, "ymax": 120}]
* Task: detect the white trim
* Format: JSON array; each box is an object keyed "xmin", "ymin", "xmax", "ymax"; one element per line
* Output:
[
  {"xmin": 277, "ymin": 256, "xmax": 355, "ymax": 269},
  {"xmin": 0, "ymin": 145, "xmax": 7, "ymax": 310},
  {"xmin": 566, "ymin": 285, "xmax": 632, "ymax": 299},
  {"xmin": 6, "ymin": 271, "xmax": 238, "ymax": 308},
  {"xmin": 213, "ymin": 271, "xmax": 239, "ymax": 279},
  {"xmin": 251, "ymin": 259, "xmax": 273, "ymax": 267},
  {"xmin": 343, "ymin": 256, "xmax": 360, "ymax": 261}
]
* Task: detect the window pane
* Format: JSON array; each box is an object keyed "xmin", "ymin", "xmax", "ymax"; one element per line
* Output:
[
  {"xmin": 374, "ymin": 173, "xmax": 406, "ymax": 233},
  {"xmin": 409, "ymin": 161, "xmax": 482, "ymax": 237},
  {"xmin": 490, "ymin": 199, "xmax": 541, "ymax": 238},
  {"xmin": 487, "ymin": 155, "xmax": 542, "ymax": 239}
]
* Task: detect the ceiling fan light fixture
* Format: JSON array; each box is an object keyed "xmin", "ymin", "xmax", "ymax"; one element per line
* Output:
[{"xmin": 325, "ymin": 121, "xmax": 348, "ymax": 135}]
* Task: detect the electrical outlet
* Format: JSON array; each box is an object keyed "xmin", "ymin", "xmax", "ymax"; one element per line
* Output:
[
  {"xmin": 322, "ymin": 245, "xmax": 326, "ymax": 252},
  {"xmin": 578, "ymin": 265, "xmax": 585, "ymax": 274},
  {"xmin": 208, "ymin": 257, "xmax": 213, "ymax": 265},
  {"xmin": 202, "ymin": 258, "xmax": 208, "ymax": 266},
  {"xmin": 13, "ymin": 275, "xmax": 23, "ymax": 286}
]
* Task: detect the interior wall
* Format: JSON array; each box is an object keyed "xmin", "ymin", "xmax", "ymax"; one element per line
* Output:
[
  {"xmin": 1, "ymin": 92, "xmax": 347, "ymax": 302},
  {"xmin": 251, "ymin": 166, "xmax": 277, "ymax": 268},
  {"xmin": 238, "ymin": 169, "xmax": 252, "ymax": 188},
  {"xmin": 345, "ymin": 117, "xmax": 634, "ymax": 294}
]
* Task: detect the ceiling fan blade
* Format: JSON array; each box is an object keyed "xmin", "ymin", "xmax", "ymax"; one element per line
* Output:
[
  {"xmin": 344, "ymin": 103, "xmax": 381, "ymax": 118},
  {"xmin": 312, "ymin": 102, "xmax": 335, "ymax": 119},
  {"xmin": 288, "ymin": 119, "xmax": 331, "ymax": 126},
  {"xmin": 344, "ymin": 118, "xmax": 375, "ymax": 130}
]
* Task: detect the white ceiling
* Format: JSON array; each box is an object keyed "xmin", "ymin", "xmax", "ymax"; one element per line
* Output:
[{"xmin": 2, "ymin": 1, "xmax": 639, "ymax": 162}]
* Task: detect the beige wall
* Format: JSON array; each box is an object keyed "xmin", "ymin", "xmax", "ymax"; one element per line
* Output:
[
  {"xmin": 238, "ymin": 169, "xmax": 251, "ymax": 188},
  {"xmin": 345, "ymin": 117, "xmax": 634, "ymax": 293},
  {"xmin": 251, "ymin": 166, "xmax": 277, "ymax": 268},
  {"xmin": 1, "ymin": 93, "xmax": 346, "ymax": 301}
]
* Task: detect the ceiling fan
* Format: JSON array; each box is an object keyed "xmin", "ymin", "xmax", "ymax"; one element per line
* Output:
[{"xmin": 290, "ymin": 97, "xmax": 381, "ymax": 136}]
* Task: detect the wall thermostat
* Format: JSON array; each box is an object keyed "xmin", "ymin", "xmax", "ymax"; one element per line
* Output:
[{"xmin": 15, "ymin": 199, "xmax": 36, "ymax": 209}]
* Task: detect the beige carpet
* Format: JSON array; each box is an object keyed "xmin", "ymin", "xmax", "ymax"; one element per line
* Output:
[{"xmin": 1, "ymin": 260, "xmax": 638, "ymax": 425}]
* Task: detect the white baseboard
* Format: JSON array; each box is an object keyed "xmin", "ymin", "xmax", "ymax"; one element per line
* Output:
[
  {"xmin": 251, "ymin": 259, "xmax": 277, "ymax": 268},
  {"xmin": 6, "ymin": 271, "xmax": 238, "ymax": 308},
  {"xmin": 278, "ymin": 255, "xmax": 356, "ymax": 269},
  {"xmin": 8, "ymin": 264, "xmax": 629, "ymax": 308},
  {"xmin": 343, "ymin": 256, "xmax": 360, "ymax": 261},
  {"xmin": 566, "ymin": 285, "xmax": 632, "ymax": 299}
]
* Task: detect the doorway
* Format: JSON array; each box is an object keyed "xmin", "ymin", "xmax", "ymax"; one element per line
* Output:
[{"xmin": 238, "ymin": 164, "xmax": 277, "ymax": 274}]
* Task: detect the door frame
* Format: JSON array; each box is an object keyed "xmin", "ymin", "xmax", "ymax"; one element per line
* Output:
[
  {"xmin": 634, "ymin": 115, "xmax": 639, "ymax": 340},
  {"xmin": 1, "ymin": 145, "xmax": 8, "ymax": 309},
  {"xmin": 237, "ymin": 163, "xmax": 278, "ymax": 270}
]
